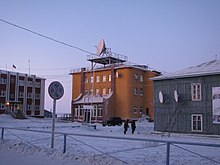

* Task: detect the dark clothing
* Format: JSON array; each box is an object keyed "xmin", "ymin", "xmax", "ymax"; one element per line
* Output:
[
  {"xmin": 124, "ymin": 120, "xmax": 129, "ymax": 134},
  {"xmin": 131, "ymin": 121, "xmax": 136, "ymax": 134}
]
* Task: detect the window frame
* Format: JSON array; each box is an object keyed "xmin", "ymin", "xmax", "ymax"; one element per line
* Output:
[
  {"xmin": 134, "ymin": 73, "xmax": 138, "ymax": 80},
  {"xmin": 108, "ymin": 88, "xmax": 111, "ymax": 94},
  {"xmin": 85, "ymin": 77, "xmax": 88, "ymax": 84},
  {"xmin": 134, "ymin": 87, "xmax": 138, "ymax": 96},
  {"xmin": 191, "ymin": 114, "xmax": 203, "ymax": 132},
  {"xmin": 140, "ymin": 88, "xmax": 143, "ymax": 96},
  {"xmin": 102, "ymin": 75, "xmax": 106, "ymax": 82},
  {"xmin": 0, "ymin": 90, "xmax": 6, "ymax": 97},
  {"xmin": 95, "ymin": 88, "xmax": 100, "ymax": 95},
  {"xmin": 96, "ymin": 76, "xmax": 100, "ymax": 83},
  {"xmin": 140, "ymin": 106, "xmax": 143, "ymax": 114},
  {"xmin": 140, "ymin": 74, "xmax": 143, "ymax": 82},
  {"xmin": 108, "ymin": 74, "xmax": 111, "ymax": 82},
  {"xmin": 102, "ymin": 88, "xmax": 106, "ymax": 95},
  {"xmin": 90, "ymin": 76, "xmax": 94, "ymax": 83},
  {"xmin": 134, "ymin": 106, "xmax": 137, "ymax": 114},
  {"xmin": 191, "ymin": 83, "xmax": 202, "ymax": 101}
]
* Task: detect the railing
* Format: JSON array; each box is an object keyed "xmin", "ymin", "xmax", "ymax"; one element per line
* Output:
[{"xmin": 0, "ymin": 126, "xmax": 220, "ymax": 165}]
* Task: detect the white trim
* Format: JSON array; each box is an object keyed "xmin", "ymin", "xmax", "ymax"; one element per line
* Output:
[
  {"xmin": 102, "ymin": 75, "xmax": 106, "ymax": 82},
  {"xmin": 191, "ymin": 114, "xmax": 203, "ymax": 132},
  {"xmin": 191, "ymin": 83, "xmax": 202, "ymax": 101}
]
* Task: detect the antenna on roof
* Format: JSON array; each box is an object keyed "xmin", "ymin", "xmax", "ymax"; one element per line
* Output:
[
  {"xmin": 96, "ymin": 39, "xmax": 106, "ymax": 56},
  {"xmin": 28, "ymin": 59, "xmax": 31, "ymax": 75}
]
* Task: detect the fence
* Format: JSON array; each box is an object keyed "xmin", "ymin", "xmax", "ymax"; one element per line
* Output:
[{"xmin": 1, "ymin": 126, "xmax": 220, "ymax": 165}]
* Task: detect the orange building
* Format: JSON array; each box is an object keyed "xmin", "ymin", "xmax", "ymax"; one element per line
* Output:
[{"xmin": 70, "ymin": 53, "xmax": 159, "ymax": 123}]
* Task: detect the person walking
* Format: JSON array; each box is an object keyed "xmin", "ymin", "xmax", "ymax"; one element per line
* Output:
[
  {"xmin": 131, "ymin": 120, "xmax": 136, "ymax": 134},
  {"xmin": 124, "ymin": 119, "xmax": 129, "ymax": 134}
]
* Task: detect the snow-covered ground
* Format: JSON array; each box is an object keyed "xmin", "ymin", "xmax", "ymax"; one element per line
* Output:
[{"xmin": 0, "ymin": 114, "xmax": 220, "ymax": 165}]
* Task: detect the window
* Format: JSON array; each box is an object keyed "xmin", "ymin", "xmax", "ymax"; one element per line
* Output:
[
  {"xmin": 0, "ymin": 78, "xmax": 6, "ymax": 84},
  {"xmin": 134, "ymin": 88, "xmax": 138, "ymax": 95},
  {"xmin": 191, "ymin": 114, "xmax": 202, "ymax": 132},
  {"xmin": 140, "ymin": 88, "xmax": 143, "ymax": 96},
  {"xmin": 27, "ymin": 93, "xmax": 32, "ymax": 98},
  {"xmin": 97, "ymin": 108, "xmax": 102, "ymax": 116},
  {"xmin": 0, "ymin": 90, "xmax": 6, "ymax": 97},
  {"xmin": 90, "ymin": 76, "xmax": 94, "ymax": 83},
  {"xmin": 80, "ymin": 107, "xmax": 83, "ymax": 116},
  {"xmin": 96, "ymin": 89, "xmax": 100, "ymax": 95},
  {"xmin": 103, "ymin": 75, "xmax": 106, "ymax": 82},
  {"xmin": 19, "ymin": 92, "xmax": 24, "ymax": 98},
  {"xmin": 108, "ymin": 75, "xmax": 111, "ymax": 82},
  {"xmin": 108, "ymin": 88, "xmax": 111, "ymax": 94},
  {"xmin": 27, "ymin": 104, "xmax": 32, "ymax": 110},
  {"xmin": 84, "ymin": 90, "xmax": 88, "ymax": 95},
  {"xmin": 134, "ymin": 106, "xmax": 137, "ymax": 114},
  {"xmin": 74, "ymin": 108, "xmax": 79, "ymax": 117},
  {"xmin": 102, "ymin": 88, "xmax": 106, "ymax": 95},
  {"xmin": 191, "ymin": 83, "xmax": 201, "ymax": 101},
  {"xmin": 134, "ymin": 73, "xmax": 138, "ymax": 80},
  {"xmin": 93, "ymin": 105, "xmax": 97, "ymax": 117},
  {"xmin": 146, "ymin": 108, "xmax": 149, "ymax": 115},
  {"xmin": 140, "ymin": 75, "xmax": 143, "ymax": 82},
  {"xmin": 140, "ymin": 106, "xmax": 143, "ymax": 114},
  {"xmin": 116, "ymin": 71, "xmax": 119, "ymax": 78},
  {"xmin": 96, "ymin": 76, "xmax": 100, "ymax": 83},
  {"xmin": 85, "ymin": 77, "xmax": 88, "ymax": 83},
  {"xmin": 0, "ymin": 103, "xmax": 5, "ymax": 109}
]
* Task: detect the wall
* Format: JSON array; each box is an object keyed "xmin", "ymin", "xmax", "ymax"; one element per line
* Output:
[
  {"xmin": 154, "ymin": 75, "xmax": 220, "ymax": 134},
  {"xmin": 71, "ymin": 65, "xmax": 159, "ymax": 122}
]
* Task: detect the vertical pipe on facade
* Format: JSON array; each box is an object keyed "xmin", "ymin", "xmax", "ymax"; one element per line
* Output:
[
  {"xmin": 15, "ymin": 73, "xmax": 18, "ymax": 102},
  {"xmin": 24, "ymin": 75, "xmax": 28, "ymax": 115},
  {"xmin": 6, "ymin": 72, "xmax": 10, "ymax": 102},
  {"xmin": 90, "ymin": 61, "xmax": 95, "ymax": 123},
  {"xmin": 111, "ymin": 64, "xmax": 115, "ymax": 93},
  {"xmin": 80, "ymin": 68, "xmax": 85, "ymax": 94},
  {"xmin": 33, "ymin": 75, "xmax": 36, "ymax": 115}
]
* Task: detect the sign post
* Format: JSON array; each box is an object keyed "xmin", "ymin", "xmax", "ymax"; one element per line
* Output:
[{"xmin": 48, "ymin": 81, "xmax": 64, "ymax": 148}]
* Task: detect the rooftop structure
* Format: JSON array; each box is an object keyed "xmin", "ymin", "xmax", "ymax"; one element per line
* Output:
[{"xmin": 153, "ymin": 59, "xmax": 220, "ymax": 80}]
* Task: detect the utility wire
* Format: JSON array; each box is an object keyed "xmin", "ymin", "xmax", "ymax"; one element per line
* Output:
[
  {"xmin": 0, "ymin": 65, "xmax": 73, "ymax": 71},
  {"xmin": 0, "ymin": 18, "xmax": 93, "ymax": 54}
]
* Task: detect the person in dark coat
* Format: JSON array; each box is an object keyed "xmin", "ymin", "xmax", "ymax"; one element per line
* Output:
[
  {"xmin": 131, "ymin": 120, "xmax": 136, "ymax": 134},
  {"xmin": 124, "ymin": 119, "xmax": 129, "ymax": 134}
]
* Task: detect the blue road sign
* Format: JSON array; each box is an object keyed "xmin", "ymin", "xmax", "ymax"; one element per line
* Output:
[{"xmin": 48, "ymin": 81, "xmax": 64, "ymax": 100}]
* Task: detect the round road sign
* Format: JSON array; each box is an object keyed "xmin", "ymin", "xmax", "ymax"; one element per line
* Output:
[{"xmin": 48, "ymin": 81, "xmax": 64, "ymax": 100}]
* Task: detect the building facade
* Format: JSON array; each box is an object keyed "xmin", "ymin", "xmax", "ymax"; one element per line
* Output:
[
  {"xmin": 152, "ymin": 60, "xmax": 220, "ymax": 135},
  {"xmin": 0, "ymin": 69, "xmax": 45, "ymax": 118},
  {"xmin": 70, "ymin": 54, "xmax": 159, "ymax": 123}
]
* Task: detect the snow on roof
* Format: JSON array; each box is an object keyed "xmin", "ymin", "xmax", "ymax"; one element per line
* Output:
[
  {"xmin": 73, "ymin": 92, "xmax": 113, "ymax": 104},
  {"xmin": 152, "ymin": 60, "xmax": 220, "ymax": 80}
]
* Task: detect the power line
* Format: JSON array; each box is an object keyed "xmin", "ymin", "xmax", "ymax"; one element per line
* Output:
[
  {"xmin": 0, "ymin": 18, "xmax": 163, "ymax": 73},
  {"xmin": 0, "ymin": 65, "xmax": 74, "ymax": 71},
  {"xmin": 0, "ymin": 18, "xmax": 94, "ymax": 54}
]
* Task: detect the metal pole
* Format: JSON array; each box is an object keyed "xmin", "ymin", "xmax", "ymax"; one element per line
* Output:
[
  {"xmin": 166, "ymin": 142, "xmax": 170, "ymax": 165},
  {"xmin": 51, "ymin": 99, "xmax": 56, "ymax": 148},
  {"xmin": 1, "ymin": 128, "xmax": 4, "ymax": 139},
  {"xmin": 63, "ymin": 134, "xmax": 67, "ymax": 154}
]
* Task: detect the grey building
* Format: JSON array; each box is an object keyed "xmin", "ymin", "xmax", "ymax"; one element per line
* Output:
[
  {"xmin": 0, "ymin": 69, "xmax": 45, "ymax": 118},
  {"xmin": 152, "ymin": 60, "xmax": 220, "ymax": 135}
]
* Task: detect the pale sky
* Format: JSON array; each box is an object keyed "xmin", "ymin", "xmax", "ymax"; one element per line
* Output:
[{"xmin": 1, "ymin": 0, "xmax": 220, "ymax": 113}]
